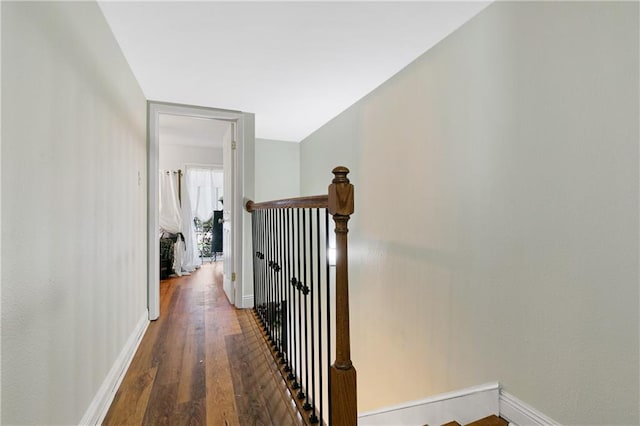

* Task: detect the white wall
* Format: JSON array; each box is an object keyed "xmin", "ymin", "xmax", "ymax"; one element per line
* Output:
[
  {"xmin": 2, "ymin": 2, "xmax": 147, "ymax": 424},
  {"xmin": 300, "ymin": 2, "xmax": 639, "ymax": 425},
  {"xmin": 0, "ymin": 1, "xmax": 4, "ymax": 419},
  {"xmin": 245, "ymin": 137, "xmax": 299, "ymax": 308},
  {"xmin": 159, "ymin": 144, "xmax": 223, "ymax": 171},
  {"xmin": 255, "ymin": 138, "xmax": 300, "ymax": 201}
]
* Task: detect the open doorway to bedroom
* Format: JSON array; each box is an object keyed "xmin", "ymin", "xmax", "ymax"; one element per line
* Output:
[
  {"xmin": 158, "ymin": 114, "xmax": 228, "ymax": 278},
  {"xmin": 148, "ymin": 102, "xmax": 248, "ymax": 321},
  {"xmin": 157, "ymin": 113, "xmax": 229, "ymax": 320}
]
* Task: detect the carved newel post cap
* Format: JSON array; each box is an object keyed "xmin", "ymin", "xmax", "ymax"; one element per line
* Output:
[
  {"xmin": 329, "ymin": 166, "xmax": 354, "ymax": 216},
  {"xmin": 332, "ymin": 166, "xmax": 350, "ymax": 184}
]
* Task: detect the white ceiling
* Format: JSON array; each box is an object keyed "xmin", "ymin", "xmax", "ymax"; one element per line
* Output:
[
  {"xmin": 99, "ymin": 1, "xmax": 489, "ymax": 142},
  {"xmin": 159, "ymin": 114, "xmax": 230, "ymax": 148}
]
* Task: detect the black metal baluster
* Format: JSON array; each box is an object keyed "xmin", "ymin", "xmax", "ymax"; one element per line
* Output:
[
  {"xmin": 286, "ymin": 208, "xmax": 296, "ymax": 381},
  {"xmin": 258, "ymin": 210, "xmax": 263, "ymax": 313},
  {"xmin": 274, "ymin": 208, "xmax": 280, "ymax": 353},
  {"xmin": 272, "ymin": 209, "xmax": 278, "ymax": 347},
  {"xmin": 263, "ymin": 210, "xmax": 268, "ymax": 323},
  {"xmin": 258, "ymin": 210, "xmax": 263, "ymax": 318},
  {"xmin": 251, "ymin": 212, "xmax": 254, "ymax": 303},
  {"xmin": 325, "ymin": 208, "xmax": 332, "ymax": 421},
  {"xmin": 260, "ymin": 209, "xmax": 265, "ymax": 323},
  {"xmin": 316, "ymin": 207, "xmax": 323, "ymax": 424},
  {"xmin": 258, "ymin": 210, "xmax": 266, "ymax": 322},
  {"xmin": 271, "ymin": 209, "xmax": 277, "ymax": 347},
  {"xmin": 298, "ymin": 208, "xmax": 306, "ymax": 397},
  {"xmin": 254, "ymin": 211, "xmax": 258, "ymax": 314},
  {"xmin": 251, "ymin": 211, "xmax": 256, "ymax": 312},
  {"xmin": 300, "ymin": 209, "xmax": 309, "ymax": 404},
  {"xmin": 282, "ymin": 208, "xmax": 290, "ymax": 370},
  {"xmin": 271, "ymin": 209, "xmax": 277, "ymax": 350},
  {"xmin": 264, "ymin": 209, "xmax": 268, "ymax": 320},
  {"xmin": 257, "ymin": 210, "xmax": 263, "ymax": 319},
  {"xmin": 279, "ymin": 209, "xmax": 286, "ymax": 363},
  {"xmin": 293, "ymin": 208, "xmax": 302, "ymax": 392},
  {"xmin": 263, "ymin": 210, "xmax": 268, "ymax": 330},
  {"xmin": 268, "ymin": 209, "xmax": 274, "ymax": 342},
  {"xmin": 307, "ymin": 209, "xmax": 318, "ymax": 422},
  {"xmin": 277, "ymin": 208, "xmax": 283, "ymax": 359}
]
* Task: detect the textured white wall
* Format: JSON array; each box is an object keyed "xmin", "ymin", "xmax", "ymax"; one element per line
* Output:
[
  {"xmin": 255, "ymin": 138, "xmax": 300, "ymax": 202},
  {"xmin": 300, "ymin": 2, "xmax": 639, "ymax": 424},
  {"xmin": 2, "ymin": 2, "xmax": 147, "ymax": 424},
  {"xmin": 159, "ymin": 144, "xmax": 223, "ymax": 171},
  {"xmin": 0, "ymin": 1, "xmax": 4, "ymax": 419},
  {"xmin": 249, "ymin": 137, "xmax": 299, "ymax": 307}
]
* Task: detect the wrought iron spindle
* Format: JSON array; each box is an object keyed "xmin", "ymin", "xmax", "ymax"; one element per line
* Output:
[
  {"xmin": 316, "ymin": 207, "xmax": 323, "ymax": 424},
  {"xmin": 251, "ymin": 211, "xmax": 257, "ymax": 312},
  {"xmin": 275, "ymin": 208, "xmax": 281, "ymax": 354},
  {"xmin": 270, "ymin": 210, "xmax": 276, "ymax": 348},
  {"xmin": 300, "ymin": 209, "xmax": 309, "ymax": 405},
  {"xmin": 279, "ymin": 208, "xmax": 285, "ymax": 359},
  {"xmin": 273, "ymin": 208, "xmax": 279, "ymax": 349},
  {"xmin": 293, "ymin": 208, "xmax": 302, "ymax": 392},
  {"xmin": 256, "ymin": 210, "xmax": 263, "ymax": 318},
  {"xmin": 260, "ymin": 210, "xmax": 265, "ymax": 323},
  {"xmin": 308, "ymin": 208, "xmax": 318, "ymax": 422},
  {"xmin": 286, "ymin": 208, "xmax": 296, "ymax": 380},
  {"xmin": 277, "ymin": 209, "xmax": 284, "ymax": 361},
  {"xmin": 325, "ymin": 208, "xmax": 332, "ymax": 421},
  {"xmin": 272, "ymin": 208, "xmax": 278, "ymax": 348},
  {"xmin": 256, "ymin": 210, "xmax": 261, "ymax": 315},
  {"xmin": 267, "ymin": 211, "xmax": 272, "ymax": 341}
]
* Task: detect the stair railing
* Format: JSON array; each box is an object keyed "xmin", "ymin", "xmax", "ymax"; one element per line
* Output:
[{"xmin": 246, "ymin": 166, "xmax": 356, "ymax": 425}]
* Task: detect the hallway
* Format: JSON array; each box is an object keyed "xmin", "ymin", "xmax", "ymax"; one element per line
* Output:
[{"xmin": 103, "ymin": 263, "xmax": 304, "ymax": 425}]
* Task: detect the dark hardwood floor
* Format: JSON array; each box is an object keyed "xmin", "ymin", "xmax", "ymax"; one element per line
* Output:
[{"xmin": 103, "ymin": 262, "xmax": 304, "ymax": 426}]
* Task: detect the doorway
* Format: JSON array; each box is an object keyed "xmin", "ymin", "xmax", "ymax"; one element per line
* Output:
[
  {"xmin": 185, "ymin": 166, "xmax": 224, "ymax": 263},
  {"xmin": 148, "ymin": 101, "xmax": 250, "ymax": 320}
]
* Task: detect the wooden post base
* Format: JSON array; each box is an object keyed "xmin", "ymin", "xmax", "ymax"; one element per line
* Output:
[{"xmin": 330, "ymin": 365, "xmax": 357, "ymax": 426}]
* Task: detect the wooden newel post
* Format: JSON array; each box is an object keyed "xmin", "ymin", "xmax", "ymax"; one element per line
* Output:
[{"xmin": 328, "ymin": 166, "xmax": 357, "ymax": 426}]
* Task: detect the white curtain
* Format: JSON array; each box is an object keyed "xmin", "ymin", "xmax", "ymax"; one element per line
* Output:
[
  {"xmin": 185, "ymin": 168, "xmax": 223, "ymax": 264},
  {"xmin": 159, "ymin": 168, "xmax": 223, "ymax": 274},
  {"xmin": 159, "ymin": 170, "xmax": 185, "ymax": 276},
  {"xmin": 188, "ymin": 168, "xmax": 223, "ymax": 221},
  {"xmin": 159, "ymin": 171, "xmax": 182, "ymax": 233},
  {"xmin": 180, "ymin": 173, "xmax": 198, "ymax": 272}
]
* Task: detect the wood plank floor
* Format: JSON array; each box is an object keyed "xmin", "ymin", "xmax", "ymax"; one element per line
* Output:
[{"xmin": 103, "ymin": 262, "xmax": 304, "ymax": 426}]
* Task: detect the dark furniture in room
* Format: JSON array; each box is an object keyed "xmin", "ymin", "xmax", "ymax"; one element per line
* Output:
[
  {"xmin": 159, "ymin": 233, "xmax": 177, "ymax": 279},
  {"xmin": 212, "ymin": 210, "xmax": 223, "ymax": 260}
]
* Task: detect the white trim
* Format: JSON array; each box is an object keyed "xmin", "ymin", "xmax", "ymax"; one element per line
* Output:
[
  {"xmin": 79, "ymin": 311, "xmax": 149, "ymax": 426},
  {"xmin": 358, "ymin": 382, "xmax": 499, "ymax": 425},
  {"xmin": 242, "ymin": 294, "xmax": 254, "ymax": 309},
  {"xmin": 148, "ymin": 103, "xmax": 160, "ymax": 319},
  {"xmin": 0, "ymin": 1, "xmax": 3, "ymax": 415},
  {"xmin": 234, "ymin": 120, "xmax": 244, "ymax": 308},
  {"xmin": 184, "ymin": 162, "xmax": 223, "ymax": 170},
  {"xmin": 499, "ymin": 391, "xmax": 560, "ymax": 426}
]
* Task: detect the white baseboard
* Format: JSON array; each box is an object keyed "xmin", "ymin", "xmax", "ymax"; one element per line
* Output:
[
  {"xmin": 499, "ymin": 391, "xmax": 560, "ymax": 426},
  {"xmin": 242, "ymin": 294, "xmax": 254, "ymax": 309},
  {"xmin": 79, "ymin": 310, "xmax": 150, "ymax": 425},
  {"xmin": 358, "ymin": 382, "xmax": 500, "ymax": 425}
]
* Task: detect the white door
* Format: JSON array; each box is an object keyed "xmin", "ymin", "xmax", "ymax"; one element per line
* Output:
[{"xmin": 222, "ymin": 122, "xmax": 235, "ymax": 304}]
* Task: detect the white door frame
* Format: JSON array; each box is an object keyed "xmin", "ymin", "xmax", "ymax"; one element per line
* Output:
[{"xmin": 147, "ymin": 101, "xmax": 245, "ymax": 320}]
